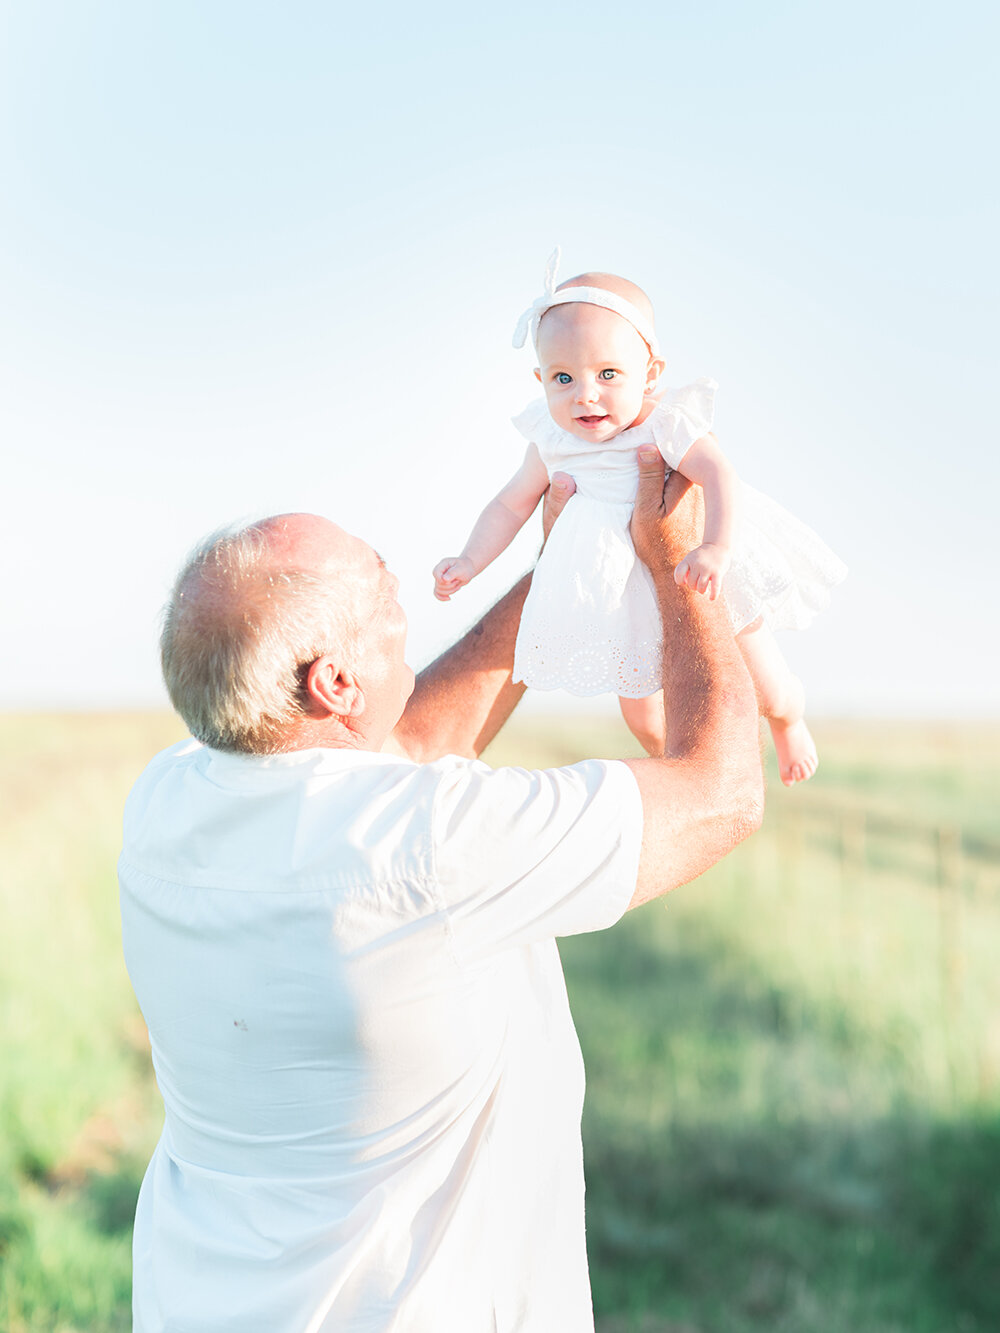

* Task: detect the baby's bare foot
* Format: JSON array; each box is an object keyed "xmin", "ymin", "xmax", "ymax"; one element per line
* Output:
[{"xmin": 770, "ymin": 717, "xmax": 818, "ymax": 786}]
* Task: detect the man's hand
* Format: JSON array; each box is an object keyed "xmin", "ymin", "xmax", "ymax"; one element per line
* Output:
[
  {"xmin": 630, "ymin": 448, "xmax": 702, "ymax": 572},
  {"xmin": 432, "ymin": 472, "xmax": 574, "ymax": 603},
  {"xmin": 674, "ymin": 542, "xmax": 732, "ymax": 600},
  {"xmin": 541, "ymin": 471, "xmax": 576, "ymax": 543},
  {"xmin": 394, "ymin": 472, "xmax": 578, "ymax": 763}
]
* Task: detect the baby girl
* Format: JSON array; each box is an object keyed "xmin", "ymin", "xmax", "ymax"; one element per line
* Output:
[{"xmin": 433, "ymin": 256, "xmax": 846, "ymax": 783}]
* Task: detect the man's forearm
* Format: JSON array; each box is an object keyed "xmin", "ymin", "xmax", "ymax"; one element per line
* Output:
[
  {"xmin": 390, "ymin": 577, "xmax": 530, "ymax": 763},
  {"xmin": 625, "ymin": 568, "xmax": 762, "ymax": 907},
  {"xmin": 625, "ymin": 456, "xmax": 764, "ymax": 907},
  {"xmin": 656, "ymin": 565, "xmax": 751, "ymax": 761}
]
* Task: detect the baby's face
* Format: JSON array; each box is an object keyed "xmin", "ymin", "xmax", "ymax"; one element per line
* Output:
[{"xmin": 535, "ymin": 304, "xmax": 659, "ymax": 445}]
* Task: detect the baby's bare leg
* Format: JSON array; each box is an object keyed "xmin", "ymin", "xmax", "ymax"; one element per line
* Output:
[
  {"xmin": 737, "ymin": 620, "xmax": 817, "ymax": 785},
  {"xmin": 618, "ymin": 692, "xmax": 666, "ymax": 757}
]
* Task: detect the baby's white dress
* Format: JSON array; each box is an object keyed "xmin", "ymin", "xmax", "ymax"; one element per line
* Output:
[{"xmin": 512, "ymin": 378, "xmax": 848, "ymax": 699}]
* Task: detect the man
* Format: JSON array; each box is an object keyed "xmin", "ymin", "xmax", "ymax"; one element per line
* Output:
[{"xmin": 120, "ymin": 452, "xmax": 763, "ymax": 1331}]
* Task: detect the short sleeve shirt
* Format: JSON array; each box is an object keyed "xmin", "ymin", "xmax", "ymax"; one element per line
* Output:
[{"xmin": 119, "ymin": 742, "xmax": 643, "ymax": 1332}]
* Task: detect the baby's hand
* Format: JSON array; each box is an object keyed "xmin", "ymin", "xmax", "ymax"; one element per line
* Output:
[
  {"xmin": 433, "ymin": 556, "xmax": 476, "ymax": 602},
  {"xmin": 673, "ymin": 543, "xmax": 731, "ymax": 600}
]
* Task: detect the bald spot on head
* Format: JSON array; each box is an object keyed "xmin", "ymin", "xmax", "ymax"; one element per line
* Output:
[
  {"xmin": 177, "ymin": 513, "xmax": 373, "ymax": 630},
  {"xmin": 253, "ymin": 513, "xmax": 352, "ymax": 574}
]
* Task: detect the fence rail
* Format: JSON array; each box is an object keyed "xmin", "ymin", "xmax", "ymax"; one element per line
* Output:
[
  {"xmin": 767, "ymin": 796, "xmax": 1000, "ymax": 898},
  {"xmin": 756, "ymin": 792, "xmax": 1000, "ymax": 1104}
]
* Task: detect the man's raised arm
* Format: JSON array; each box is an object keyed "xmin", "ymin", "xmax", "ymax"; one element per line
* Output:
[
  {"xmin": 390, "ymin": 476, "xmax": 575, "ymax": 763},
  {"xmin": 624, "ymin": 449, "xmax": 764, "ymax": 908}
]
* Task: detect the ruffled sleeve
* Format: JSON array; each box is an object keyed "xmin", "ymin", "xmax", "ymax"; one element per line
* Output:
[
  {"xmin": 511, "ymin": 398, "xmax": 562, "ymax": 448},
  {"xmin": 647, "ymin": 377, "xmax": 718, "ymax": 468}
]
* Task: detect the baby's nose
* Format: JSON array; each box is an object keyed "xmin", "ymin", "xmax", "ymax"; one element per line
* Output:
[{"xmin": 575, "ymin": 378, "xmax": 600, "ymax": 403}]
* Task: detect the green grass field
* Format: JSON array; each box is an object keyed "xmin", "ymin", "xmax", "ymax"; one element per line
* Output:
[{"xmin": 1, "ymin": 712, "xmax": 998, "ymax": 1331}]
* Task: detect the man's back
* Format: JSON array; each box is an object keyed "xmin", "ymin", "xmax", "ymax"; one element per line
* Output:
[{"xmin": 121, "ymin": 739, "xmax": 640, "ymax": 1332}]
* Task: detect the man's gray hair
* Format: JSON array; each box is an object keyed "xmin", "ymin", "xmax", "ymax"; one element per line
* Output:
[{"xmin": 161, "ymin": 521, "xmax": 358, "ymax": 754}]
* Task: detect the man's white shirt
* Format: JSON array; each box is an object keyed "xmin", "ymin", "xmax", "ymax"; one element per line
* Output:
[{"xmin": 120, "ymin": 741, "xmax": 642, "ymax": 1332}]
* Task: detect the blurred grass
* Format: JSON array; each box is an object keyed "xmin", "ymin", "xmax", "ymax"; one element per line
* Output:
[
  {"xmin": 0, "ymin": 713, "xmax": 183, "ymax": 1333},
  {"xmin": 490, "ymin": 716, "xmax": 1000, "ymax": 1332},
  {"xmin": 1, "ymin": 711, "xmax": 998, "ymax": 1330}
]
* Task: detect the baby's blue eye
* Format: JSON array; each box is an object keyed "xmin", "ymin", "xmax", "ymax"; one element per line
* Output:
[
  {"xmin": 556, "ymin": 373, "xmax": 572, "ymax": 384},
  {"xmin": 599, "ymin": 369, "xmax": 617, "ymax": 380}
]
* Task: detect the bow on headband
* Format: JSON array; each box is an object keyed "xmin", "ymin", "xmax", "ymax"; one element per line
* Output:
[{"xmin": 511, "ymin": 247, "xmax": 660, "ymax": 358}]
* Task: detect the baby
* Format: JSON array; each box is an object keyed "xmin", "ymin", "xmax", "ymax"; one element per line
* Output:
[{"xmin": 433, "ymin": 257, "xmax": 847, "ymax": 783}]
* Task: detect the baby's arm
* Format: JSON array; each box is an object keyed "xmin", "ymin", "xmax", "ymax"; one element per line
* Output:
[
  {"xmin": 672, "ymin": 433, "xmax": 737, "ymax": 599},
  {"xmin": 433, "ymin": 444, "xmax": 551, "ymax": 601}
]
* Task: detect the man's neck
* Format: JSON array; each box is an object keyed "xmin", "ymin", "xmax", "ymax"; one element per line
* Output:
[{"xmin": 269, "ymin": 716, "xmax": 381, "ymax": 755}]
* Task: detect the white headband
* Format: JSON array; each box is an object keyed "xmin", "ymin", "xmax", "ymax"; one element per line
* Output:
[{"xmin": 512, "ymin": 247, "xmax": 660, "ymax": 358}]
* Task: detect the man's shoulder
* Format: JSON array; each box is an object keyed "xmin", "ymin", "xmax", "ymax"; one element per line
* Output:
[
  {"xmin": 126, "ymin": 736, "xmax": 204, "ymax": 796},
  {"xmin": 429, "ymin": 755, "xmax": 636, "ymax": 826},
  {"xmin": 430, "ymin": 756, "xmax": 643, "ymax": 942}
]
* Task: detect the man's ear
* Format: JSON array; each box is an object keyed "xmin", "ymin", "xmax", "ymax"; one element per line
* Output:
[
  {"xmin": 305, "ymin": 656, "xmax": 365, "ymax": 719},
  {"xmin": 533, "ymin": 367, "xmax": 542, "ymax": 383},
  {"xmin": 645, "ymin": 357, "xmax": 666, "ymax": 393}
]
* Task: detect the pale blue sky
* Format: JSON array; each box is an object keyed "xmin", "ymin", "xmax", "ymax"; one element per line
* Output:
[{"xmin": 2, "ymin": 0, "xmax": 996, "ymax": 716}]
